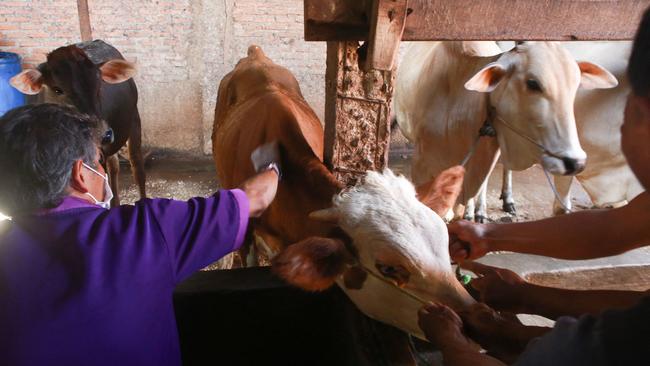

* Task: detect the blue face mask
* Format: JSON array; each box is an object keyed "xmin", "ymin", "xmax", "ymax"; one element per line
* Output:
[{"xmin": 82, "ymin": 162, "xmax": 113, "ymax": 209}]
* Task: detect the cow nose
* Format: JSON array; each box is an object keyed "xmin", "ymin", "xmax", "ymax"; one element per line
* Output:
[{"xmin": 562, "ymin": 157, "xmax": 586, "ymax": 175}]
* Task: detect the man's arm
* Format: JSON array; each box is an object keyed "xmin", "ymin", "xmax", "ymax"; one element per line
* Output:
[
  {"xmin": 418, "ymin": 303, "xmax": 506, "ymax": 366},
  {"xmin": 519, "ymin": 285, "xmax": 649, "ymax": 320},
  {"xmin": 462, "ymin": 261, "xmax": 649, "ymax": 320},
  {"xmin": 450, "ymin": 191, "xmax": 650, "ymax": 261}
]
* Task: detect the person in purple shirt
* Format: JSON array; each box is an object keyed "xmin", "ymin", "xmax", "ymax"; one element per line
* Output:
[{"xmin": 0, "ymin": 103, "xmax": 279, "ymax": 366}]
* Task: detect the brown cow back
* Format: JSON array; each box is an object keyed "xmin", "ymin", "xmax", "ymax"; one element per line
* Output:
[{"xmin": 213, "ymin": 45, "xmax": 343, "ymax": 253}]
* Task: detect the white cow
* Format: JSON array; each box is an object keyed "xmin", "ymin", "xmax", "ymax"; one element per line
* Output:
[
  {"xmin": 394, "ymin": 41, "xmax": 618, "ymax": 221},
  {"xmin": 500, "ymin": 42, "xmax": 644, "ymax": 214},
  {"xmin": 273, "ymin": 168, "xmax": 475, "ymax": 339}
]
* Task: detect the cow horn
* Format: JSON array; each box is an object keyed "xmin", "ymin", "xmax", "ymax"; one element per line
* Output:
[{"xmin": 309, "ymin": 208, "xmax": 340, "ymax": 223}]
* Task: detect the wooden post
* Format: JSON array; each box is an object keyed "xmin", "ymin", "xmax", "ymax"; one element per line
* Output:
[
  {"xmin": 323, "ymin": 0, "xmax": 407, "ymax": 186},
  {"xmin": 77, "ymin": 0, "xmax": 93, "ymax": 42},
  {"xmin": 365, "ymin": 0, "xmax": 408, "ymax": 71},
  {"xmin": 324, "ymin": 40, "xmax": 395, "ymax": 186}
]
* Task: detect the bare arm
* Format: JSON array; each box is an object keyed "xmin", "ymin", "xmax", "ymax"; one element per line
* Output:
[
  {"xmin": 461, "ymin": 261, "xmax": 650, "ymax": 320},
  {"xmin": 519, "ymin": 285, "xmax": 649, "ymax": 319},
  {"xmin": 418, "ymin": 303, "xmax": 507, "ymax": 366},
  {"xmin": 450, "ymin": 191, "xmax": 650, "ymax": 261},
  {"xmin": 238, "ymin": 169, "xmax": 278, "ymax": 217},
  {"xmin": 486, "ymin": 191, "xmax": 650, "ymax": 259}
]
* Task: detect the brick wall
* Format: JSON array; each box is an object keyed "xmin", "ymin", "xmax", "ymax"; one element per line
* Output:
[{"xmin": 0, "ymin": 0, "xmax": 327, "ymax": 155}]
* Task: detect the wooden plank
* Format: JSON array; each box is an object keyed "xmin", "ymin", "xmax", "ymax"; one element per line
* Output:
[
  {"xmin": 77, "ymin": 0, "xmax": 93, "ymax": 42},
  {"xmin": 305, "ymin": 0, "xmax": 650, "ymax": 41},
  {"xmin": 365, "ymin": 0, "xmax": 408, "ymax": 71}
]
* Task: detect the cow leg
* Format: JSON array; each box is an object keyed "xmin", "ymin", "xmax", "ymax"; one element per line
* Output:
[
  {"xmin": 475, "ymin": 182, "xmax": 488, "ymax": 223},
  {"xmin": 552, "ymin": 175, "xmax": 573, "ymax": 215},
  {"xmin": 463, "ymin": 198, "xmax": 475, "ymax": 221},
  {"xmin": 235, "ymin": 244, "xmax": 250, "ymax": 268},
  {"xmin": 500, "ymin": 169, "xmax": 516, "ymax": 214},
  {"xmin": 106, "ymin": 154, "xmax": 120, "ymax": 207},
  {"xmin": 247, "ymin": 237, "xmax": 259, "ymax": 267},
  {"xmin": 128, "ymin": 112, "xmax": 147, "ymax": 199}
]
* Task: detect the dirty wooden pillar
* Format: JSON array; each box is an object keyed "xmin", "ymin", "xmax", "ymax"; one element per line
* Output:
[
  {"xmin": 77, "ymin": 0, "xmax": 93, "ymax": 42},
  {"xmin": 323, "ymin": 0, "xmax": 407, "ymax": 186}
]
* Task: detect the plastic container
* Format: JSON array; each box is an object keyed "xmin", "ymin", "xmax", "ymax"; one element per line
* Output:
[{"xmin": 0, "ymin": 52, "xmax": 26, "ymax": 117}]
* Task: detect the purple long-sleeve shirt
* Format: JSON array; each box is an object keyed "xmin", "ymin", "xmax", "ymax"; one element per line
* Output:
[{"xmin": 0, "ymin": 190, "xmax": 249, "ymax": 366}]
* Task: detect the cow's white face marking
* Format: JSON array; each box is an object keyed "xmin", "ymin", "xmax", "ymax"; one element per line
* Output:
[
  {"xmin": 465, "ymin": 42, "xmax": 617, "ymax": 175},
  {"xmin": 330, "ymin": 170, "xmax": 474, "ymax": 338}
]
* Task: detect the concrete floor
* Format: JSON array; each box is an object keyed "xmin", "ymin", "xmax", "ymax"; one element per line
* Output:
[{"xmin": 116, "ymin": 149, "xmax": 650, "ymax": 301}]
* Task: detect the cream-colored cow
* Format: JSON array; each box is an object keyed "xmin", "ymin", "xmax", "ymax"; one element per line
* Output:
[
  {"xmin": 394, "ymin": 41, "xmax": 618, "ymax": 221},
  {"xmin": 501, "ymin": 42, "xmax": 643, "ymax": 215}
]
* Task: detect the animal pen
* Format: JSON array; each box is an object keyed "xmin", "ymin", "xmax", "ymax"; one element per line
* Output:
[{"xmin": 5, "ymin": 0, "xmax": 650, "ymax": 365}]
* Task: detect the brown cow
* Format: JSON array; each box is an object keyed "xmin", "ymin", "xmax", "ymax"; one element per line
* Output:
[
  {"xmin": 213, "ymin": 45, "xmax": 475, "ymax": 338},
  {"xmin": 213, "ymin": 45, "xmax": 344, "ymax": 263}
]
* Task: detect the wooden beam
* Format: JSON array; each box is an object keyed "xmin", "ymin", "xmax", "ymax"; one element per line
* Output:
[
  {"xmin": 77, "ymin": 0, "xmax": 93, "ymax": 42},
  {"xmin": 305, "ymin": 0, "xmax": 650, "ymax": 41},
  {"xmin": 365, "ymin": 0, "xmax": 408, "ymax": 71}
]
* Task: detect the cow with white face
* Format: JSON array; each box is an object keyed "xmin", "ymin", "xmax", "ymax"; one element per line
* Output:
[
  {"xmin": 501, "ymin": 42, "xmax": 644, "ymax": 215},
  {"xmin": 214, "ymin": 46, "xmax": 475, "ymax": 338},
  {"xmin": 394, "ymin": 41, "xmax": 618, "ymax": 221},
  {"xmin": 273, "ymin": 168, "xmax": 475, "ymax": 339}
]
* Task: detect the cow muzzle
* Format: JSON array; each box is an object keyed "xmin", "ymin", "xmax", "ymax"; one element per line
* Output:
[{"xmin": 541, "ymin": 155, "xmax": 586, "ymax": 176}]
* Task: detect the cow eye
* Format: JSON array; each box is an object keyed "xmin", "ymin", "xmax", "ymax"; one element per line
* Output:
[
  {"xmin": 378, "ymin": 264, "xmax": 397, "ymax": 276},
  {"xmin": 375, "ymin": 262, "xmax": 411, "ymax": 287},
  {"xmin": 52, "ymin": 86, "xmax": 64, "ymax": 95},
  {"xmin": 526, "ymin": 79, "xmax": 542, "ymax": 92}
]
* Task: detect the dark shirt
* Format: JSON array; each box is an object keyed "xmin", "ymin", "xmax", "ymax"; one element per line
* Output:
[{"xmin": 515, "ymin": 296, "xmax": 650, "ymax": 365}]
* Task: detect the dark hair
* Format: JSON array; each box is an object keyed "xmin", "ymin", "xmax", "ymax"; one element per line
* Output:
[
  {"xmin": 629, "ymin": 7, "xmax": 650, "ymax": 96},
  {"xmin": 0, "ymin": 103, "xmax": 104, "ymax": 215}
]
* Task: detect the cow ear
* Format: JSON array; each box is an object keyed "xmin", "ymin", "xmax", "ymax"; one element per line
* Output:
[
  {"xmin": 272, "ymin": 237, "xmax": 350, "ymax": 292},
  {"xmin": 577, "ymin": 61, "xmax": 618, "ymax": 90},
  {"xmin": 100, "ymin": 59, "xmax": 137, "ymax": 84},
  {"xmin": 10, "ymin": 69, "xmax": 44, "ymax": 95},
  {"xmin": 465, "ymin": 62, "xmax": 508, "ymax": 92},
  {"xmin": 417, "ymin": 165, "xmax": 465, "ymax": 217}
]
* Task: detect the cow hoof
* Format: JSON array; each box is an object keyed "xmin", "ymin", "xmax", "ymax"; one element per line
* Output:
[
  {"xmin": 502, "ymin": 202, "xmax": 516, "ymax": 215},
  {"xmin": 474, "ymin": 215, "xmax": 486, "ymax": 224},
  {"xmin": 463, "ymin": 213, "xmax": 474, "ymax": 221}
]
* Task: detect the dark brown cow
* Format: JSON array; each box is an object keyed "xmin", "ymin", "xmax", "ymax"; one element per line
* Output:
[{"xmin": 11, "ymin": 40, "xmax": 145, "ymax": 206}]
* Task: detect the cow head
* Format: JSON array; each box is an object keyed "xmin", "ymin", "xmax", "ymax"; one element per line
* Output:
[
  {"xmin": 10, "ymin": 45, "xmax": 136, "ymax": 117},
  {"xmin": 465, "ymin": 41, "xmax": 618, "ymax": 175},
  {"xmin": 272, "ymin": 168, "xmax": 475, "ymax": 338}
]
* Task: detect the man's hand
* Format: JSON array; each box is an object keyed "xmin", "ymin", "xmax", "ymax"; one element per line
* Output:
[
  {"xmin": 448, "ymin": 220, "xmax": 491, "ymax": 262},
  {"xmin": 461, "ymin": 261, "xmax": 529, "ymax": 314},
  {"xmin": 458, "ymin": 303, "xmax": 533, "ymax": 362},
  {"xmin": 418, "ymin": 302, "xmax": 481, "ymax": 353}
]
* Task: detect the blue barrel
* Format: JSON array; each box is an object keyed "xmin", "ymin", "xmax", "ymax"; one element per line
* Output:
[{"xmin": 0, "ymin": 52, "xmax": 26, "ymax": 117}]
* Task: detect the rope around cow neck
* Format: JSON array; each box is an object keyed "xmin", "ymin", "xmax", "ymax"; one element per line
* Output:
[{"xmin": 359, "ymin": 263, "xmax": 429, "ymax": 305}]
